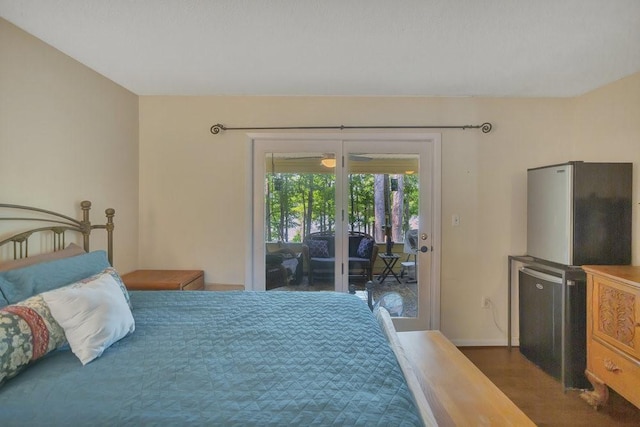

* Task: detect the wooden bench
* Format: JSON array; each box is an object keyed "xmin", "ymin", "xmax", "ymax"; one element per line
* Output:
[{"xmin": 397, "ymin": 330, "xmax": 535, "ymax": 426}]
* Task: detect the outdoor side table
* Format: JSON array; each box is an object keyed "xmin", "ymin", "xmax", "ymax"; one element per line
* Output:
[{"xmin": 377, "ymin": 253, "xmax": 401, "ymax": 283}]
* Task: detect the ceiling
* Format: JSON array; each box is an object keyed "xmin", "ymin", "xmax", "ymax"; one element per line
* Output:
[{"xmin": 2, "ymin": 0, "xmax": 639, "ymax": 97}]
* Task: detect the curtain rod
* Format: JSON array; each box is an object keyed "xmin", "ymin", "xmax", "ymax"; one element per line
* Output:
[{"xmin": 210, "ymin": 122, "xmax": 492, "ymax": 135}]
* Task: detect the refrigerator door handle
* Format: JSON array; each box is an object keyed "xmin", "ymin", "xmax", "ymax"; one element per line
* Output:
[{"xmin": 519, "ymin": 267, "xmax": 563, "ymax": 285}]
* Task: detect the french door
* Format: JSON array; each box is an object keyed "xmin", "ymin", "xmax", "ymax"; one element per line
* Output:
[{"xmin": 250, "ymin": 133, "xmax": 440, "ymax": 331}]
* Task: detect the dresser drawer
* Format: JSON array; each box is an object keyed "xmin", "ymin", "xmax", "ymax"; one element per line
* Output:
[
  {"xmin": 590, "ymin": 338, "xmax": 640, "ymax": 408},
  {"xmin": 591, "ymin": 273, "xmax": 640, "ymax": 359}
]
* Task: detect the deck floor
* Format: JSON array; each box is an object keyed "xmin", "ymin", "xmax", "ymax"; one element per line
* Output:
[{"xmin": 268, "ymin": 275, "xmax": 418, "ymax": 317}]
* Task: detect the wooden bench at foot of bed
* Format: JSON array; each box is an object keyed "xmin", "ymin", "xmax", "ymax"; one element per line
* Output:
[{"xmin": 397, "ymin": 331, "xmax": 535, "ymax": 426}]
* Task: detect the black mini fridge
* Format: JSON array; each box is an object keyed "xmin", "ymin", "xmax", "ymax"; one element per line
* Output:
[{"xmin": 519, "ymin": 266, "xmax": 588, "ymax": 389}]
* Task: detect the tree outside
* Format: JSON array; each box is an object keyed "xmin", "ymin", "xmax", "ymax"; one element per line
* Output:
[{"xmin": 265, "ymin": 172, "xmax": 419, "ymax": 244}]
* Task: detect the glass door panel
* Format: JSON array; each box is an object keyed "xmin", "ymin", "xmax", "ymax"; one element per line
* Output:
[
  {"xmin": 346, "ymin": 152, "xmax": 421, "ymax": 319},
  {"xmin": 344, "ymin": 139, "xmax": 433, "ymax": 330},
  {"xmin": 264, "ymin": 152, "xmax": 337, "ymax": 292}
]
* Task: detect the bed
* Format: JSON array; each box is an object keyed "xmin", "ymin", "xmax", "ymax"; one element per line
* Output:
[{"xmin": 0, "ymin": 201, "xmax": 436, "ymax": 426}]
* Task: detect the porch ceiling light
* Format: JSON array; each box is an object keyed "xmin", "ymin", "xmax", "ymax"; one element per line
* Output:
[{"xmin": 321, "ymin": 158, "xmax": 336, "ymax": 168}]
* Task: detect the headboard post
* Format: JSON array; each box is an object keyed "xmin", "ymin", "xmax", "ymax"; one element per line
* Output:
[
  {"xmin": 80, "ymin": 200, "xmax": 92, "ymax": 252},
  {"xmin": 105, "ymin": 208, "xmax": 115, "ymax": 266}
]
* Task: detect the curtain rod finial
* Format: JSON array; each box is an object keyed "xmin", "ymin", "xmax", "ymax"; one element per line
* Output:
[{"xmin": 210, "ymin": 124, "xmax": 225, "ymax": 134}]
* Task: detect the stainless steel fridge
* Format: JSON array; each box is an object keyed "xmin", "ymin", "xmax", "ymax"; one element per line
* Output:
[
  {"xmin": 527, "ymin": 161, "xmax": 632, "ymax": 266},
  {"xmin": 518, "ymin": 161, "xmax": 632, "ymax": 389}
]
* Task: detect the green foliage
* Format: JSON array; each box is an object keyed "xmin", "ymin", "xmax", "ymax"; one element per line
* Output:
[
  {"xmin": 265, "ymin": 172, "xmax": 419, "ymax": 243},
  {"xmin": 403, "ymin": 174, "xmax": 419, "ymax": 222},
  {"xmin": 348, "ymin": 174, "xmax": 375, "ymax": 233}
]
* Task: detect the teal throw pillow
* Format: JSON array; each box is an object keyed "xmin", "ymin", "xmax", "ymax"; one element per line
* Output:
[{"xmin": 0, "ymin": 251, "xmax": 110, "ymax": 304}]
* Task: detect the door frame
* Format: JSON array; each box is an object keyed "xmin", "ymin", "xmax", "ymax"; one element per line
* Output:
[{"xmin": 247, "ymin": 132, "xmax": 441, "ymax": 330}]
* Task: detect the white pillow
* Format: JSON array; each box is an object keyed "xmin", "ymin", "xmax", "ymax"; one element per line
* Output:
[{"xmin": 42, "ymin": 272, "xmax": 135, "ymax": 365}]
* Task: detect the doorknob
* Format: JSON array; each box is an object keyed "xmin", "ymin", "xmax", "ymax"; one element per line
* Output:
[
  {"xmin": 421, "ymin": 233, "xmax": 428, "ymax": 240},
  {"xmin": 420, "ymin": 246, "xmax": 429, "ymax": 253}
]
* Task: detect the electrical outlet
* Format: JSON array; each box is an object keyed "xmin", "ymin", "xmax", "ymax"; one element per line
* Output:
[{"xmin": 481, "ymin": 297, "xmax": 490, "ymax": 309}]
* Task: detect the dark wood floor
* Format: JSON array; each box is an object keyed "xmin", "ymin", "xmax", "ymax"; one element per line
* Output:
[{"xmin": 459, "ymin": 346, "xmax": 640, "ymax": 426}]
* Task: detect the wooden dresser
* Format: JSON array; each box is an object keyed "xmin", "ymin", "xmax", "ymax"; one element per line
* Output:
[
  {"xmin": 581, "ymin": 265, "xmax": 640, "ymax": 409},
  {"xmin": 121, "ymin": 269, "xmax": 204, "ymax": 291}
]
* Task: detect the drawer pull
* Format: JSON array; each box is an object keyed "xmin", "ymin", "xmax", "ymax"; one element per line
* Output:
[{"xmin": 604, "ymin": 358, "xmax": 622, "ymax": 373}]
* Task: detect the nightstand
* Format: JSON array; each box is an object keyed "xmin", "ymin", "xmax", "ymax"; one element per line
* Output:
[{"xmin": 121, "ymin": 269, "xmax": 204, "ymax": 291}]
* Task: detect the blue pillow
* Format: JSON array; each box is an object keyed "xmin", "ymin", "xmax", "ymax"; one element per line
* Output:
[
  {"xmin": 308, "ymin": 239, "xmax": 330, "ymax": 258},
  {"xmin": 0, "ymin": 251, "xmax": 110, "ymax": 305},
  {"xmin": 357, "ymin": 238, "xmax": 375, "ymax": 259}
]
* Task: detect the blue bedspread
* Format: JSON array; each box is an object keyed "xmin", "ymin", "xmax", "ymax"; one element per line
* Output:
[{"xmin": 0, "ymin": 291, "xmax": 423, "ymax": 426}]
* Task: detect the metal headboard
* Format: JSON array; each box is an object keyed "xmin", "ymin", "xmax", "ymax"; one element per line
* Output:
[{"xmin": 0, "ymin": 201, "xmax": 115, "ymax": 265}]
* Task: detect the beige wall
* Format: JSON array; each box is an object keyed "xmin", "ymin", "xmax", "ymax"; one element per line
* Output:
[
  {"xmin": 139, "ymin": 76, "xmax": 638, "ymax": 344},
  {"xmin": 0, "ymin": 19, "xmax": 139, "ymax": 272},
  {"xmin": 139, "ymin": 94, "xmax": 584, "ymax": 344}
]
